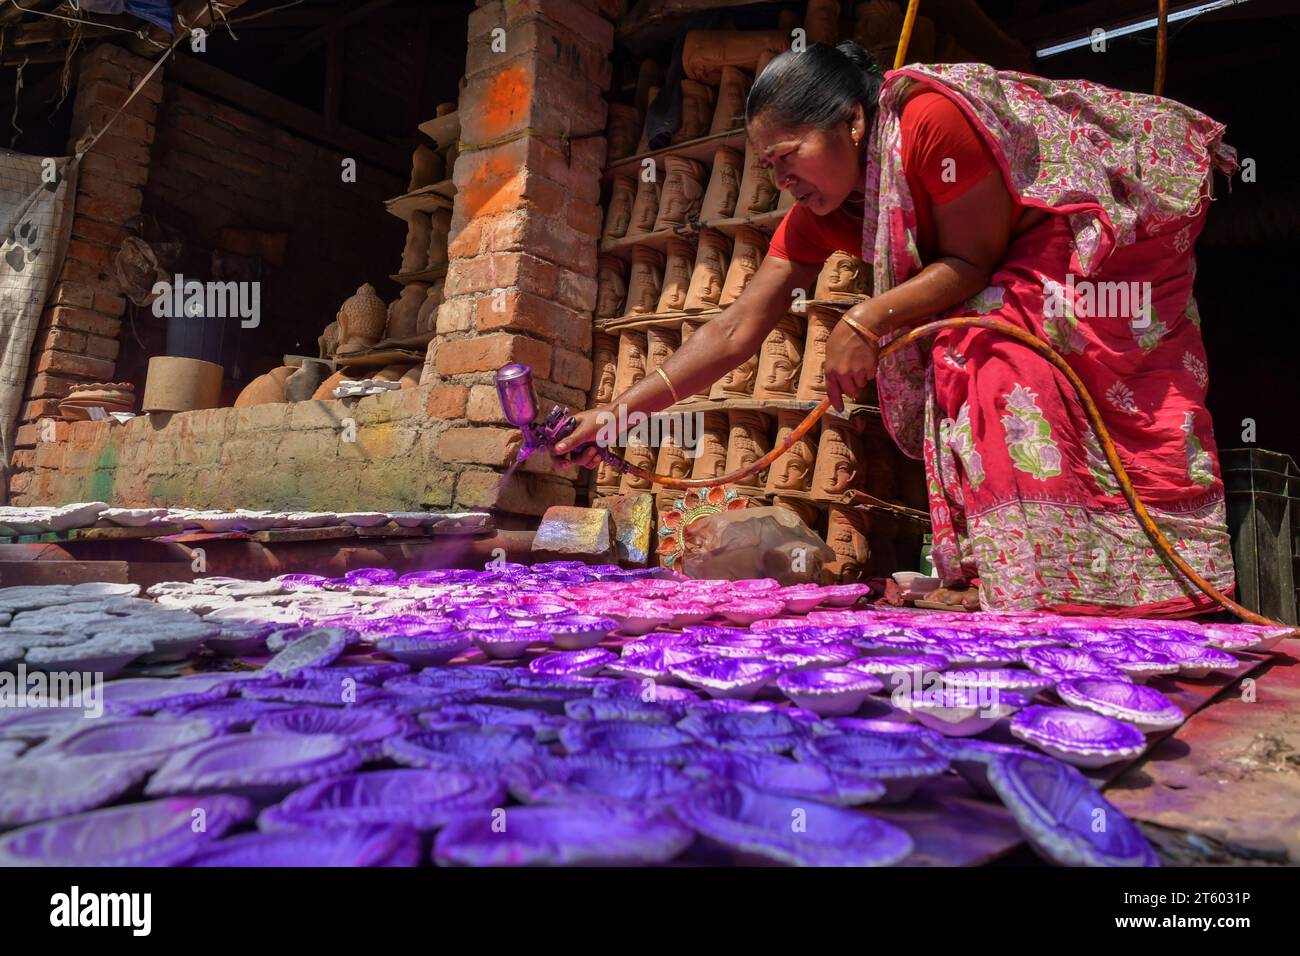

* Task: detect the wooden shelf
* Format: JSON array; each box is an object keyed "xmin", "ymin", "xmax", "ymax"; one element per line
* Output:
[
  {"xmin": 418, "ymin": 111, "xmax": 459, "ymax": 150},
  {"xmin": 597, "ymin": 307, "xmax": 721, "ymax": 333},
  {"xmin": 603, "ymin": 128, "xmax": 745, "ymax": 182},
  {"xmin": 385, "ymin": 182, "xmax": 454, "ymax": 222},
  {"xmin": 664, "ymin": 395, "xmax": 880, "ymax": 423},
  {"xmin": 389, "ymin": 265, "xmax": 447, "ymax": 285},
  {"xmin": 600, "ymin": 205, "xmax": 786, "ymax": 261}
]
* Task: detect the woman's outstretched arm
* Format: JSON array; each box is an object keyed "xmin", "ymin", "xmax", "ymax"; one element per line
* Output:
[{"xmin": 554, "ymin": 253, "xmax": 821, "ymax": 468}]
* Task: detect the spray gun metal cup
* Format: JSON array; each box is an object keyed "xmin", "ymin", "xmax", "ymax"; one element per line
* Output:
[{"xmin": 496, "ymin": 363, "xmax": 539, "ymax": 429}]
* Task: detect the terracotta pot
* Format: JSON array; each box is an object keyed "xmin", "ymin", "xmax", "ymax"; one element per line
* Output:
[
  {"xmin": 318, "ymin": 320, "xmax": 340, "ymax": 359},
  {"xmin": 312, "ymin": 370, "xmax": 353, "ymax": 401},
  {"xmin": 284, "ymin": 360, "xmax": 331, "ymax": 402},
  {"xmin": 336, "ymin": 283, "xmax": 388, "ymax": 352},
  {"xmin": 234, "ymin": 365, "xmax": 295, "ymax": 408},
  {"xmin": 142, "ymin": 356, "xmax": 223, "ymax": 413}
]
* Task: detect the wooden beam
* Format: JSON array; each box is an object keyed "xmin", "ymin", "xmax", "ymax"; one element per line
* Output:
[
  {"xmin": 273, "ymin": 0, "xmax": 403, "ymax": 68},
  {"xmin": 167, "ymin": 52, "xmax": 408, "ymax": 174}
]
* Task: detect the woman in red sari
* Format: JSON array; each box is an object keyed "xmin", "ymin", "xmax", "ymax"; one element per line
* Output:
[{"xmin": 557, "ymin": 41, "xmax": 1237, "ymax": 616}]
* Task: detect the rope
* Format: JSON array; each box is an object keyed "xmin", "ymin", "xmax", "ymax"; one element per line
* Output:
[
  {"xmin": 8, "ymin": 0, "xmax": 148, "ymax": 36},
  {"xmin": 74, "ymin": 27, "xmax": 184, "ymax": 160},
  {"xmin": 457, "ymin": 124, "xmax": 604, "ymax": 160},
  {"xmin": 595, "ymin": 315, "xmax": 1293, "ymax": 631}
]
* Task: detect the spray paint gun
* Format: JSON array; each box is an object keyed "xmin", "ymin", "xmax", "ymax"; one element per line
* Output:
[{"xmin": 494, "ymin": 363, "xmax": 633, "ymax": 472}]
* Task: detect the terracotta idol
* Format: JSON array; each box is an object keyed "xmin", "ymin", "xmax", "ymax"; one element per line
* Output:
[
  {"xmin": 656, "ymin": 237, "xmax": 696, "ymax": 314},
  {"xmin": 590, "ymin": 331, "xmax": 619, "ymax": 407},
  {"xmin": 653, "ymin": 155, "xmax": 707, "ymax": 231},
  {"xmin": 765, "ymin": 408, "xmax": 817, "ymax": 495},
  {"xmin": 602, "ymin": 175, "xmax": 636, "ymax": 242},
  {"xmin": 683, "ymin": 229, "xmax": 732, "ymax": 312},
  {"xmin": 624, "ymin": 246, "xmax": 664, "ymax": 316},
  {"xmin": 698, "ymin": 146, "xmax": 742, "ymax": 221},
  {"xmin": 753, "ymin": 314, "xmax": 804, "ymax": 399},
  {"xmin": 596, "ymin": 255, "xmax": 628, "ymax": 320},
  {"xmin": 719, "ymin": 225, "xmax": 768, "ymax": 305},
  {"xmin": 711, "ymin": 66, "xmax": 751, "ymax": 135}
]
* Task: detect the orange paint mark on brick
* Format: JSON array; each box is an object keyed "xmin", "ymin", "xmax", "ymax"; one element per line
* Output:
[{"xmin": 478, "ymin": 63, "xmax": 531, "ymax": 141}]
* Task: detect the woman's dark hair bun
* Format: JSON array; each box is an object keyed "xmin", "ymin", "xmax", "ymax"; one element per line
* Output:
[
  {"xmin": 746, "ymin": 41, "xmax": 885, "ymax": 131},
  {"xmin": 835, "ymin": 39, "xmax": 884, "ymax": 77}
]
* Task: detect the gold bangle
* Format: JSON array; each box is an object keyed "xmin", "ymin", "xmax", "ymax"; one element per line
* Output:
[
  {"xmin": 842, "ymin": 314, "xmax": 881, "ymax": 348},
  {"xmin": 655, "ymin": 365, "xmax": 681, "ymax": 405}
]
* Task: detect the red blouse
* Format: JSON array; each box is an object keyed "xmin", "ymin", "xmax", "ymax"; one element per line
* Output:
[{"xmin": 766, "ymin": 89, "xmax": 1019, "ymax": 265}]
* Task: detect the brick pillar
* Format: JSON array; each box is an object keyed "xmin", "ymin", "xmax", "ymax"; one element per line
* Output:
[
  {"xmin": 425, "ymin": 0, "xmax": 616, "ymax": 518},
  {"xmin": 10, "ymin": 44, "xmax": 161, "ymax": 496}
]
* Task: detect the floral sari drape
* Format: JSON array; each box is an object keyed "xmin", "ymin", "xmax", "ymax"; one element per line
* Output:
[{"xmin": 862, "ymin": 64, "xmax": 1238, "ymax": 615}]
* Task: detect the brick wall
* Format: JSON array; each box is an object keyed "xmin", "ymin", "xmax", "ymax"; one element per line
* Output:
[
  {"xmin": 135, "ymin": 75, "xmax": 406, "ymax": 386},
  {"xmin": 424, "ymin": 0, "xmax": 617, "ymax": 516},
  {"xmin": 9, "ymin": 44, "xmax": 157, "ymax": 500}
]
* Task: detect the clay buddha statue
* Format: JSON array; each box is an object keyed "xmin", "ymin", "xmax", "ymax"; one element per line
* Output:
[
  {"xmin": 318, "ymin": 320, "xmax": 339, "ymax": 359},
  {"xmin": 606, "ymin": 103, "xmax": 642, "ymax": 160},
  {"xmin": 655, "ymin": 432, "xmax": 693, "ymax": 490},
  {"xmin": 719, "ymin": 225, "xmax": 768, "ymax": 306},
  {"xmin": 626, "ymin": 170, "xmax": 662, "ymax": 238},
  {"xmin": 400, "ymin": 212, "xmax": 432, "ymax": 274},
  {"xmin": 602, "ymin": 175, "xmax": 637, "ymax": 242},
  {"xmin": 710, "ymin": 66, "xmax": 751, "ymax": 135},
  {"xmin": 595, "ymin": 455, "xmax": 624, "ymax": 495},
  {"xmin": 673, "ymin": 79, "xmax": 716, "ymax": 144},
  {"xmin": 683, "ymin": 229, "xmax": 732, "ymax": 312},
  {"xmin": 753, "ymin": 314, "xmax": 805, "ymax": 399},
  {"xmin": 620, "ymin": 438, "xmax": 658, "ymax": 493},
  {"xmin": 415, "ymin": 284, "xmax": 443, "ymax": 335},
  {"xmin": 765, "ymin": 408, "xmax": 818, "ymax": 496},
  {"xmin": 812, "ymin": 418, "xmax": 865, "ymax": 501},
  {"xmin": 590, "ymin": 331, "xmax": 620, "ymax": 407},
  {"xmin": 624, "ymin": 246, "xmax": 664, "ymax": 316},
  {"xmin": 815, "ymin": 251, "xmax": 869, "ymax": 300},
  {"xmin": 653, "ymin": 155, "xmax": 707, "ymax": 231},
  {"xmin": 726, "ymin": 409, "xmax": 772, "ymax": 489},
  {"xmin": 736, "ymin": 140, "xmax": 779, "ymax": 216},
  {"xmin": 386, "ymin": 283, "xmax": 428, "ymax": 340},
  {"xmin": 805, "ymin": 0, "xmax": 841, "ymax": 45},
  {"xmin": 682, "ymin": 30, "xmax": 788, "ymax": 84},
  {"xmin": 614, "ymin": 330, "xmax": 649, "ymax": 397},
  {"xmin": 689, "ymin": 411, "xmax": 730, "ymax": 483},
  {"xmin": 709, "ymin": 350, "xmax": 758, "ymax": 400},
  {"xmin": 656, "ymin": 236, "xmax": 696, "ymax": 314},
  {"xmin": 336, "ymin": 283, "xmax": 387, "ymax": 353},
  {"xmin": 679, "ymin": 319, "xmax": 711, "ymax": 398},
  {"xmin": 426, "ymin": 208, "xmax": 452, "ymax": 269},
  {"xmin": 596, "ymin": 255, "xmax": 628, "ymax": 320},
  {"xmin": 796, "ymin": 305, "xmax": 838, "ymax": 401},
  {"xmin": 826, "ymin": 503, "xmax": 870, "ymax": 579},
  {"xmin": 699, "ymin": 146, "xmax": 742, "ymax": 221},
  {"xmin": 645, "ymin": 326, "xmax": 679, "ymax": 374}
]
